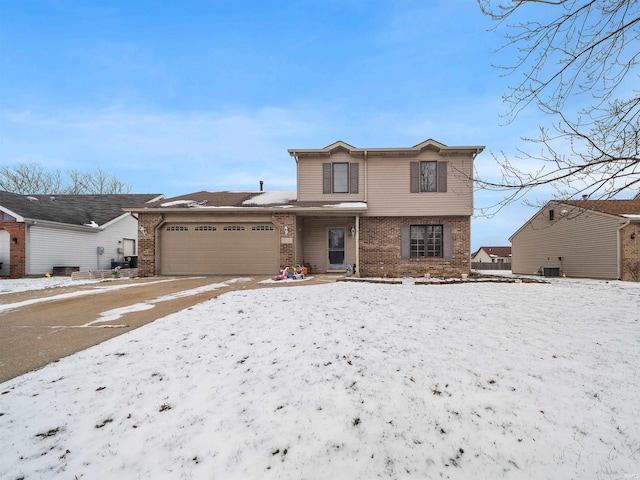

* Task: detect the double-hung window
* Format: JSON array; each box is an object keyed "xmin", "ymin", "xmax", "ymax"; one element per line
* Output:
[
  {"xmin": 410, "ymin": 225, "xmax": 443, "ymax": 258},
  {"xmin": 332, "ymin": 163, "xmax": 349, "ymax": 193},
  {"xmin": 323, "ymin": 162, "xmax": 359, "ymax": 194},
  {"xmin": 410, "ymin": 161, "xmax": 447, "ymax": 193}
]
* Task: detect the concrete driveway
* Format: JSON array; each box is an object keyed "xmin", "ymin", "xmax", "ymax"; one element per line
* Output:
[{"xmin": 0, "ymin": 275, "xmax": 330, "ymax": 384}]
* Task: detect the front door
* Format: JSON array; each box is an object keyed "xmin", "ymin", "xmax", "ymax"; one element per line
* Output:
[{"xmin": 328, "ymin": 228, "xmax": 345, "ymax": 270}]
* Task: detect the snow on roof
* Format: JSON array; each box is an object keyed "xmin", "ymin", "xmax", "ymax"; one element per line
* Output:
[
  {"xmin": 160, "ymin": 199, "xmax": 207, "ymax": 207},
  {"xmin": 242, "ymin": 191, "xmax": 297, "ymax": 205},
  {"xmin": 323, "ymin": 202, "xmax": 368, "ymax": 208}
]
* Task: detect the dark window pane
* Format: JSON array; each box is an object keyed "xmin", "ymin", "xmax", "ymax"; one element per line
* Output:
[
  {"xmin": 420, "ymin": 162, "xmax": 437, "ymax": 192},
  {"xmin": 333, "ymin": 163, "xmax": 349, "ymax": 193}
]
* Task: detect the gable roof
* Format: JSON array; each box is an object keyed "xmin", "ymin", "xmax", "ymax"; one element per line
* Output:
[
  {"xmin": 559, "ymin": 199, "xmax": 640, "ymax": 216},
  {"xmin": 288, "ymin": 139, "xmax": 485, "ymax": 158},
  {"xmin": 473, "ymin": 246, "xmax": 512, "ymax": 258},
  {"xmin": 0, "ymin": 191, "xmax": 164, "ymax": 227},
  {"xmin": 509, "ymin": 197, "xmax": 640, "ymax": 241}
]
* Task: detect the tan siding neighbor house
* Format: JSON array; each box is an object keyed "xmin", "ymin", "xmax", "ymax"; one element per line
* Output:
[
  {"xmin": 510, "ymin": 199, "xmax": 640, "ymax": 281},
  {"xmin": 128, "ymin": 139, "xmax": 484, "ymax": 278}
]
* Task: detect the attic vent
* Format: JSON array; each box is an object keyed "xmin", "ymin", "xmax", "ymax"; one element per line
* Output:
[{"xmin": 26, "ymin": 196, "xmax": 39, "ymax": 202}]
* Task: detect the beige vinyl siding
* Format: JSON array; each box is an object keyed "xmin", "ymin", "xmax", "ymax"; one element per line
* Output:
[
  {"xmin": 366, "ymin": 154, "xmax": 473, "ymax": 216},
  {"xmin": 298, "ymin": 216, "xmax": 356, "ymax": 273},
  {"xmin": 297, "ymin": 153, "xmax": 365, "ymax": 202},
  {"xmin": 511, "ymin": 205, "xmax": 620, "ymax": 279}
]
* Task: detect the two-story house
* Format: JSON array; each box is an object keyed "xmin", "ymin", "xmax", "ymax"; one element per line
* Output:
[{"xmin": 128, "ymin": 139, "xmax": 484, "ymax": 278}]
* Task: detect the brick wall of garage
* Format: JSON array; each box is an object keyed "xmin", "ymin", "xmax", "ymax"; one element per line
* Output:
[
  {"xmin": 138, "ymin": 213, "xmax": 164, "ymax": 277},
  {"xmin": 0, "ymin": 221, "xmax": 26, "ymax": 278},
  {"xmin": 136, "ymin": 212, "xmax": 297, "ymax": 276}
]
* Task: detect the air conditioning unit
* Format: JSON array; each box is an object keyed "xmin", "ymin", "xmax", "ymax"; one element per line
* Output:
[{"xmin": 540, "ymin": 266, "xmax": 561, "ymax": 277}]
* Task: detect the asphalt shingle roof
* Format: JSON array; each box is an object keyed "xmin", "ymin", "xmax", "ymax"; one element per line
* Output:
[
  {"xmin": 0, "ymin": 192, "xmax": 163, "ymax": 226},
  {"xmin": 560, "ymin": 199, "xmax": 640, "ymax": 216}
]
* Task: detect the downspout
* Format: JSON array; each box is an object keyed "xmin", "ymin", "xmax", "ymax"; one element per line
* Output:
[
  {"xmin": 617, "ymin": 219, "xmax": 631, "ymax": 279},
  {"xmin": 355, "ymin": 215, "xmax": 360, "ymax": 277},
  {"xmin": 294, "ymin": 155, "xmax": 299, "ymax": 201},
  {"xmin": 363, "ymin": 150, "xmax": 368, "ymax": 202}
]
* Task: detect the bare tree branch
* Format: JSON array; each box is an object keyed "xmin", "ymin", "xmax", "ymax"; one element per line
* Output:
[
  {"xmin": 0, "ymin": 163, "xmax": 132, "ymax": 195},
  {"xmin": 477, "ymin": 0, "xmax": 640, "ymax": 213}
]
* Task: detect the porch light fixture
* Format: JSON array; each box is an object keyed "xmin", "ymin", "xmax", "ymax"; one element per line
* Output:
[
  {"xmin": 632, "ymin": 232, "xmax": 637, "ymax": 239},
  {"xmin": 351, "ymin": 227, "xmax": 356, "ymax": 237},
  {"xmin": 284, "ymin": 226, "xmax": 289, "ymax": 235}
]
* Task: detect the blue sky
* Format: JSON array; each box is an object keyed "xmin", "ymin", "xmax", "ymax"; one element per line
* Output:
[{"xmin": 0, "ymin": 0, "xmax": 558, "ymax": 250}]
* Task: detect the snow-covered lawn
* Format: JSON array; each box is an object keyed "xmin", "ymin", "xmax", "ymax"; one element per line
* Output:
[{"xmin": 1, "ymin": 277, "xmax": 639, "ymax": 479}]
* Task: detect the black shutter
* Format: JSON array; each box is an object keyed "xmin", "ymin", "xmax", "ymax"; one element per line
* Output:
[
  {"xmin": 323, "ymin": 163, "xmax": 332, "ymax": 194},
  {"xmin": 349, "ymin": 163, "xmax": 359, "ymax": 194},
  {"xmin": 401, "ymin": 224, "xmax": 411, "ymax": 259},
  {"xmin": 410, "ymin": 162, "xmax": 419, "ymax": 193},
  {"xmin": 437, "ymin": 162, "xmax": 448, "ymax": 193},
  {"xmin": 443, "ymin": 224, "xmax": 453, "ymax": 259}
]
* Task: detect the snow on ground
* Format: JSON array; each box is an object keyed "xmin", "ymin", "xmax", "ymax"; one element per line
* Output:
[
  {"xmin": 1, "ymin": 277, "xmax": 639, "ymax": 479},
  {"xmin": 0, "ymin": 276, "xmax": 102, "ymax": 294}
]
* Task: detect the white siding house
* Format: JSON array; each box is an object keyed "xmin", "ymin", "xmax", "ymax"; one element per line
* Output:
[{"xmin": 0, "ymin": 192, "xmax": 163, "ymax": 278}]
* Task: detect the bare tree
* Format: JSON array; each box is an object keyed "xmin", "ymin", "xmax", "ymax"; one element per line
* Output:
[
  {"xmin": 0, "ymin": 163, "xmax": 132, "ymax": 195},
  {"xmin": 0, "ymin": 162, "xmax": 63, "ymax": 195},
  {"xmin": 476, "ymin": 0, "xmax": 640, "ymax": 214}
]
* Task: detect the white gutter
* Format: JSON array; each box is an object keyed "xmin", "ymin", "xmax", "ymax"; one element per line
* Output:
[
  {"xmin": 617, "ymin": 219, "xmax": 631, "ymax": 279},
  {"xmin": 24, "ymin": 218, "xmax": 102, "ymax": 232}
]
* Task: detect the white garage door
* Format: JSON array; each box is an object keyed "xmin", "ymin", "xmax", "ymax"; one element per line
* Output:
[{"xmin": 159, "ymin": 222, "xmax": 280, "ymax": 275}]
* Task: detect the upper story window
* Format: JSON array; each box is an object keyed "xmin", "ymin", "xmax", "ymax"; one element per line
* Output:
[
  {"xmin": 410, "ymin": 161, "xmax": 447, "ymax": 193},
  {"xmin": 323, "ymin": 162, "xmax": 359, "ymax": 194},
  {"xmin": 332, "ymin": 163, "xmax": 349, "ymax": 193}
]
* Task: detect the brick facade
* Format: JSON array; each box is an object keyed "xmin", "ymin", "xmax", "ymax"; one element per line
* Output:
[
  {"xmin": 0, "ymin": 221, "xmax": 26, "ymax": 279},
  {"xmin": 358, "ymin": 216, "xmax": 471, "ymax": 278},
  {"xmin": 620, "ymin": 223, "xmax": 640, "ymax": 282},
  {"xmin": 137, "ymin": 213, "xmax": 164, "ymax": 277},
  {"xmin": 272, "ymin": 213, "xmax": 296, "ymax": 269}
]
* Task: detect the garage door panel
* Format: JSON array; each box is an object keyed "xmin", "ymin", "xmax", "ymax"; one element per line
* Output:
[{"xmin": 160, "ymin": 223, "xmax": 279, "ymax": 275}]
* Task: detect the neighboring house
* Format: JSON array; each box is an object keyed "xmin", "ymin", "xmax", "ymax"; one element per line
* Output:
[
  {"xmin": 471, "ymin": 246, "xmax": 512, "ymax": 266},
  {"xmin": 128, "ymin": 139, "xmax": 484, "ymax": 278},
  {"xmin": 0, "ymin": 192, "xmax": 164, "ymax": 278},
  {"xmin": 509, "ymin": 198, "xmax": 640, "ymax": 281}
]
